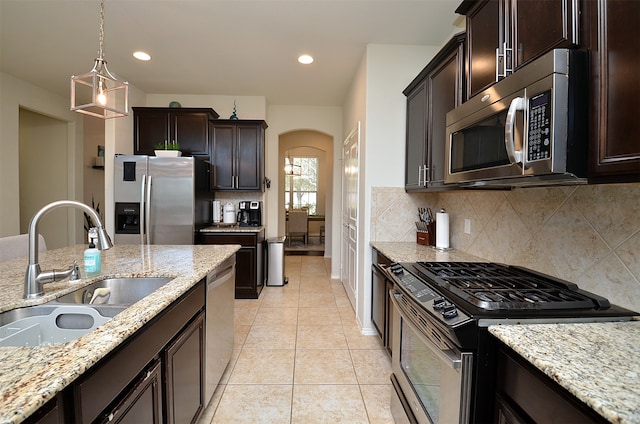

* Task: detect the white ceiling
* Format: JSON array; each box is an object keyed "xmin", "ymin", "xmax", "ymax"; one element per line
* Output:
[{"xmin": 1, "ymin": 0, "xmax": 463, "ymax": 106}]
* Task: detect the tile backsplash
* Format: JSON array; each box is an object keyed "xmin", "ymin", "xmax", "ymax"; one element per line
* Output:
[{"xmin": 371, "ymin": 184, "xmax": 640, "ymax": 313}]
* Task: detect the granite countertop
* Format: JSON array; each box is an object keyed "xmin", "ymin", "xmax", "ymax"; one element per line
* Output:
[
  {"xmin": 0, "ymin": 244, "xmax": 239, "ymax": 424},
  {"xmin": 370, "ymin": 241, "xmax": 485, "ymax": 263},
  {"xmin": 200, "ymin": 225, "xmax": 264, "ymax": 233},
  {"xmin": 490, "ymin": 322, "xmax": 640, "ymax": 424}
]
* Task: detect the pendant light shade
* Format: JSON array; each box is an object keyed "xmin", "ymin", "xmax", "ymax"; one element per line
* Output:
[{"xmin": 71, "ymin": 0, "xmax": 128, "ymax": 119}]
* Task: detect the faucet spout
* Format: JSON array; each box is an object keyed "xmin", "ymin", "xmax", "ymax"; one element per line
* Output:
[{"xmin": 25, "ymin": 200, "xmax": 113, "ymax": 299}]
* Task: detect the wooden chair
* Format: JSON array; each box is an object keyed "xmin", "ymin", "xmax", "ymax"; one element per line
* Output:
[{"xmin": 287, "ymin": 210, "xmax": 308, "ymax": 246}]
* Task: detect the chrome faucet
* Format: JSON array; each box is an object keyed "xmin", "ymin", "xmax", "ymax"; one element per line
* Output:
[{"xmin": 24, "ymin": 200, "xmax": 114, "ymax": 299}]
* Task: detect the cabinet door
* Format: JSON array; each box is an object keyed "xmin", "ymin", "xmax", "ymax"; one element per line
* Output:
[
  {"xmin": 371, "ymin": 266, "xmax": 386, "ymax": 339},
  {"xmin": 172, "ymin": 112, "xmax": 211, "ymax": 155},
  {"xmin": 512, "ymin": 0, "xmax": 578, "ymax": 69},
  {"xmin": 210, "ymin": 124, "xmax": 236, "ymax": 190},
  {"xmin": 404, "ymin": 80, "xmax": 428, "ymax": 190},
  {"xmin": 465, "ymin": 0, "xmax": 502, "ymax": 98},
  {"xmin": 427, "ymin": 40, "xmax": 464, "ymax": 187},
  {"xmin": 198, "ymin": 232, "xmax": 264, "ymax": 299},
  {"xmin": 134, "ymin": 109, "xmax": 170, "ymax": 155},
  {"xmin": 236, "ymin": 125, "xmax": 263, "ymax": 190},
  {"xmin": 234, "ymin": 246, "xmax": 257, "ymax": 298},
  {"xmin": 587, "ymin": 0, "xmax": 640, "ymax": 181},
  {"xmin": 101, "ymin": 361, "xmax": 162, "ymax": 424},
  {"xmin": 164, "ymin": 312, "xmax": 205, "ymax": 424}
]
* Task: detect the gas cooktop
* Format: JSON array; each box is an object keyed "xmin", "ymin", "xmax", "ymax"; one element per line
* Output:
[
  {"xmin": 390, "ymin": 261, "xmax": 637, "ymax": 323},
  {"xmin": 413, "ymin": 262, "xmax": 610, "ymax": 311}
]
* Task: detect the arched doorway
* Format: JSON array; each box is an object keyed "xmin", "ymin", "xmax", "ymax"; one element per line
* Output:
[{"xmin": 278, "ymin": 130, "xmax": 333, "ymax": 255}]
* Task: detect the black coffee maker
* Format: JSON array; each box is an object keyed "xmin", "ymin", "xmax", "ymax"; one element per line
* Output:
[{"xmin": 237, "ymin": 201, "xmax": 262, "ymax": 227}]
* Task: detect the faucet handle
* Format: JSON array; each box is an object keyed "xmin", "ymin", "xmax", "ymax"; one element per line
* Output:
[{"xmin": 70, "ymin": 260, "xmax": 80, "ymax": 282}]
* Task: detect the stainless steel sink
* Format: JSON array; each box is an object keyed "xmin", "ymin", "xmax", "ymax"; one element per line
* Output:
[
  {"xmin": 49, "ymin": 277, "xmax": 174, "ymax": 306},
  {"xmin": 0, "ymin": 305, "xmax": 125, "ymax": 347},
  {"xmin": 0, "ymin": 277, "xmax": 173, "ymax": 347}
]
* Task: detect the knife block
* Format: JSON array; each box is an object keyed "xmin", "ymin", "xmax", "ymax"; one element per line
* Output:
[{"xmin": 416, "ymin": 222, "xmax": 435, "ymax": 246}]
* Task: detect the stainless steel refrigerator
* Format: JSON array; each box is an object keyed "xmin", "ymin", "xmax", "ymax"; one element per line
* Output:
[{"xmin": 114, "ymin": 155, "xmax": 211, "ymax": 245}]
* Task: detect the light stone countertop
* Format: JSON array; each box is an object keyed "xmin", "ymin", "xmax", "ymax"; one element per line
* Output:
[
  {"xmin": 490, "ymin": 322, "xmax": 640, "ymax": 424},
  {"xmin": 200, "ymin": 225, "xmax": 264, "ymax": 233},
  {"xmin": 0, "ymin": 244, "xmax": 239, "ymax": 424},
  {"xmin": 370, "ymin": 241, "xmax": 485, "ymax": 263}
]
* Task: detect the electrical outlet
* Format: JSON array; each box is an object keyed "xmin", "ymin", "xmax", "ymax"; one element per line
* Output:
[{"xmin": 464, "ymin": 219, "xmax": 471, "ymax": 234}]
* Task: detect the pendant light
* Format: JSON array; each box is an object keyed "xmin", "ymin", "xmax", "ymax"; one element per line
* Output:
[{"xmin": 71, "ymin": 0, "xmax": 128, "ymax": 119}]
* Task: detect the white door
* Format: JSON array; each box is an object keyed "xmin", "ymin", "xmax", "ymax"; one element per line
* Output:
[{"xmin": 341, "ymin": 123, "xmax": 359, "ymax": 309}]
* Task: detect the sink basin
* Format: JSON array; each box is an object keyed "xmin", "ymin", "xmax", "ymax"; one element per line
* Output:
[
  {"xmin": 49, "ymin": 277, "xmax": 174, "ymax": 306},
  {"xmin": 0, "ymin": 305, "xmax": 125, "ymax": 347},
  {"xmin": 0, "ymin": 277, "xmax": 173, "ymax": 347}
]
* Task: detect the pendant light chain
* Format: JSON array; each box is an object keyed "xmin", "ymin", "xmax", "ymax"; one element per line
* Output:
[{"xmin": 97, "ymin": 0, "xmax": 105, "ymax": 60}]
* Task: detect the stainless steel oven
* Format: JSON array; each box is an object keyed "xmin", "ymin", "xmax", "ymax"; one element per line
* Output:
[
  {"xmin": 385, "ymin": 261, "xmax": 637, "ymax": 423},
  {"xmin": 390, "ymin": 289, "xmax": 473, "ymax": 424}
]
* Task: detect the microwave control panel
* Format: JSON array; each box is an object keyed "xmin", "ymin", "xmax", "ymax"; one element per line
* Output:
[{"xmin": 527, "ymin": 90, "xmax": 552, "ymax": 161}]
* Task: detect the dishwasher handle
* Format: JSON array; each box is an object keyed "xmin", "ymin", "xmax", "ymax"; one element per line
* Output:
[{"xmin": 207, "ymin": 261, "xmax": 235, "ymax": 289}]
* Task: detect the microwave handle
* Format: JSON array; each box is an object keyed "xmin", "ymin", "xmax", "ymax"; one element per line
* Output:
[{"xmin": 505, "ymin": 97, "xmax": 525, "ymax": 164}]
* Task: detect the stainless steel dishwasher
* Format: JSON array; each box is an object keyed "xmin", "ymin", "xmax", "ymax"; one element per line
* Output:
[{"xmin": 204, "ymin": 255, "xmax": 235, "ymax": 404}]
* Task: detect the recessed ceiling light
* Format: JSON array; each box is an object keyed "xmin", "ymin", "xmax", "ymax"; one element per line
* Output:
[
  {"xmin": 133, "ymin": 51, "xmax": 151, "ymax": 61},
  {"xmin": 298, "ymin": 54, "xmax": 314, "ymax": 65}
]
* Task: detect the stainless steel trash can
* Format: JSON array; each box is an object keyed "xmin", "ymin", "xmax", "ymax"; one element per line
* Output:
[{"xmin": 267, "ymin": 236, "xmax": 288, "ymax": 286}]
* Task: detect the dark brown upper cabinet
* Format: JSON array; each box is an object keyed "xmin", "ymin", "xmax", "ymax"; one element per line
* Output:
[
  {"xmin": 584, "ymin": 0, "xmax": 640, "ymax": 182},
  {"xmin": 457, "ymin": 0, "xmax": 579, "ymax": 99},
  {"xmin": 133, "ymin": 107, "xmax": 219, "ymax": 156},
  {"xmin": 209, "ymin": 120, "xmax": 267, "ymax": 192},
  {"xmin": 404, "ymin": 33, "xmax": 465, "ymax": 191}
]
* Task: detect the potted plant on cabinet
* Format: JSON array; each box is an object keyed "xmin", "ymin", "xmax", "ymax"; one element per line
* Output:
[{"xmin": 154, "ymin": 141, "xmax": 182, "ymax": 157}]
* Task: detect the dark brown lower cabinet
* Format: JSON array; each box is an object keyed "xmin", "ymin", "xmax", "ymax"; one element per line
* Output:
[
  {"xmin": 100, "ymin": 361, "xmax": 162, "ymax": 424},
  {"xmin": 71, "ymin": 281, "xmax": 205, "ymax": 424},
  {"xmin": 24, "ymin": 396, "xmax": 64, "ymax": 424},
  {"xmin": 198, "ymin": 230, "xmax": 265, "ymax": 299},
  {"xmin": 496, "ymin": 345, "xmax": 607, "ymax": 423},
  {"xmin": 164, "ymin": 312, "xmax": 205, "ymax": 424},
  {"xmin": 371, "ymin": 248, "xmax": 393, "ymax": 355}
]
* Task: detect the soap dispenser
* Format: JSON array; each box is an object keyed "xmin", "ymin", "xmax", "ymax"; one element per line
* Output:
[{"xmin": 84, "ymin": 237, "xmax": 101, "ymax": 276}]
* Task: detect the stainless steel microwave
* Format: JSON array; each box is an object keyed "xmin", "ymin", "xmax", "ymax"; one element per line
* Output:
[{"xmin": 445, "ymin": 49, "xmax": 588, "ymax": 187}]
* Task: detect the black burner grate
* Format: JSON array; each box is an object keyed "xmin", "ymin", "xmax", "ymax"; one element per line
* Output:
[{"xmin": 414, "ymin": 262, "xmax": 609, "ymax": 311}]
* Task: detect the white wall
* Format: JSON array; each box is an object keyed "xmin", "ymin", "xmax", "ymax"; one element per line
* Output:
[
  {"xmin": 265, "ymin": 105, "xmax": 343, "ymax": 263},
  {"xmin": 145, "ymin": 94, "xmax": 267, "ymax": 120},
  {"xmin": 0, "ymin": 72, "xmax": 83, "ymax": 240},
  {"xmin": 341, "ymin": 44, "xmax": 441, "ymax": 333}
]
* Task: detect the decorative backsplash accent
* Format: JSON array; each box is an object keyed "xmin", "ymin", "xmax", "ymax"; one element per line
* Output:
[{"xmin": 371, "ymin": 184, "xmax": 640, "ymax": 312}]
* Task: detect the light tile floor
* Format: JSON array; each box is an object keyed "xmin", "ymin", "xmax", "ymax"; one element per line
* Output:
[{"xmin": 198, "ymin": 255, "xmax": 394, "ymax": 424}]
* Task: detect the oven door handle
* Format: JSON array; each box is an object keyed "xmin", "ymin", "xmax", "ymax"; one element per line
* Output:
[{"xmin": 391, "ymin": 292, "xmax": 464, "ymax": 370}]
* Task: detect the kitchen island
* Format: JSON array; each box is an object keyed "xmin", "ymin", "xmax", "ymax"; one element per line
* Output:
[{"xmin": 0, "ymin": 243, "xmax": 239, "ymax": 424}]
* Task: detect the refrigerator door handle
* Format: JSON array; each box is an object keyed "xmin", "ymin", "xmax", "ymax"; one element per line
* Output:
[
  {"xmin": 140, "ymin": 174, "xmax": 147, "ymax": 245},
  {"xmin": 145, "ymin": 175, "xmax": 152, "ymax": 245}
]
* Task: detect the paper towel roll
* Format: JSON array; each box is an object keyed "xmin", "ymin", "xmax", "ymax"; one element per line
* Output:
[
  {"xmin": 436, "ymin": 209, "xmax": 450, "ymax": 249},
  {"xmin": 212, "ymin": 200, "xmax": 221, "ymax": 223}
]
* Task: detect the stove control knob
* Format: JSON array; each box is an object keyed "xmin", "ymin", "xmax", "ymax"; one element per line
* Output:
[
  {"xmin": 442, "ymin": 304, "xmax": 458, "ymax": 319},
  {"xmin": 390, "ymin": 264, "xmax": 404, "ymax": 275},
  {"xmin": 433, "ymin": 297, "xmax": 447, "ymax": 310}
]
